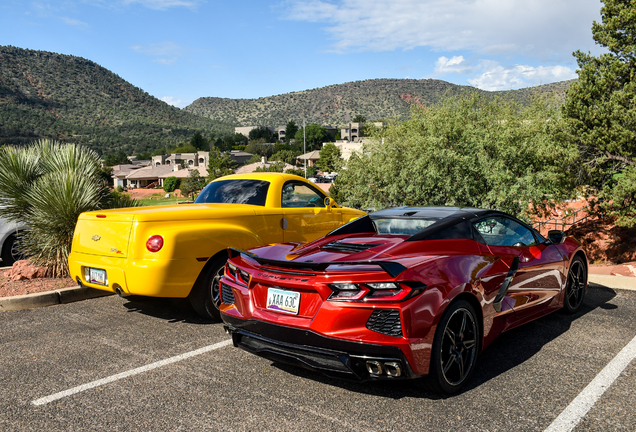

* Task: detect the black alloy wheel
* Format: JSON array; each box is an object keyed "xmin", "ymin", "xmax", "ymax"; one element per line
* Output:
[
  {"xmin": 188, "ymin": 255, "xmax": 226, "ymax": 321},
  {"xmin": 423, "ymin": 299, "xmax": 480, "ymax": 394},
  {"xmin": 563, "ymin": 256, "xmax": 587, "ymax": 314}
]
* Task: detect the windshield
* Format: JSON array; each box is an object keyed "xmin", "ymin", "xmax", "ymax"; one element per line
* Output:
[
  {"xmin": 371, "ymin": 217, "xmax": 438, "ymax": 235},
  {"xmin": 195, "ymin": 179, "xmax": 270, "ymax": 206}
]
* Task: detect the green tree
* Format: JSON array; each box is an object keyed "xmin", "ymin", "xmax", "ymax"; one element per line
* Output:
[
  {"xmin": 244, "ymin": 143, "xmax": 276, "ymax": 158},
  {"xmin": 215, "ymin": 133, "xmax": 247, "ymax": 152},
  {"xmin": 0, "ymin": 139, "xmax": 139, "ymax": 276},
  {"xmin": 294, "ymin": 124, "xmax": 329, "ymax": 151},
  {"xmin": 254, "ymin": 161, "xmax": 286, "ymax": 172},
  {"xmin": 248, "ymin": 126, "xmax": 273, "ymax": 142},
  {"xmin": 285, "ymin": 120, "xmax": 299, "ymax": 144},
  {"xmin": 270, "ymin": 149, "xmax": 300, "ymax": 165},
  {"xmin": 352, "ymin": 115, "xmax": 367, "ymax": 123},
  {"xmin": 562, "ymin": 0, "xmax": 636, "ymax": 226},
  {"xmin": 316, "ymin": 143, "xmax": 342, "ymax": 173},
  {"xmin": 180, "ymin": 169, "xmax": 207, "ymax": 199},
  {"xmin": 103, "ymin": 150, "xmax": 128, "ymax": 166},
  {"xmin": 334, "ymin": 92, "xmax": 577, "ymax": 220},
  {"xmin": 207, "ymin": 148, "xmax": 237, "ymax": 182},
  {"xmin": 172, "ymin": 144, "xmax": 198, "ymax": 154},
  {"xmin": 190, "ymin": 131, "xmax": 208, "ymax": 151},
  {"xmin": 163, "ymin": 176, "xmax": 180, "ymax": 192},
  {"xmin": 139, "ymin": 152, "xmax": 153, "ymax": 160}
]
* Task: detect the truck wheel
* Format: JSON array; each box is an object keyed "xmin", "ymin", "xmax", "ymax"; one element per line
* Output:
[{"xmin": 189, "ymin": 255, "xmax": 226, "ymax": 321}]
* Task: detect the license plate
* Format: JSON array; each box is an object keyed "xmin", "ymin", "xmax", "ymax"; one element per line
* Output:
[
  {"xmin": 266, "ymin": 288, "xmax": 300, "ymax": 315},
  {"xmin": 88, "ymin": 268, "xmax": 107, "ymax": 286}
]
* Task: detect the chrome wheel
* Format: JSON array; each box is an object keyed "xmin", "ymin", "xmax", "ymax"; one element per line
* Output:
[
  {"xmin": 210, "ymin": 264, "xmax": 224, "ymax": 308},
  {"xmin": 564, "ymin": 257, "xmax": 587, "ymax": 313},
  {"xmin": 189, "ymin": 255, "xmax": 226, "ymax": 321},
  {"xmin": 439, "ymin": 307, "xmax": 478, "ymax": 387}
]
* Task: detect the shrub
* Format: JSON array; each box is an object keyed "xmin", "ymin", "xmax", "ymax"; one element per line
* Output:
[
  {"xmin": 163, "ymin": 176, "xmax": 179, "ymax": 192},
  {"xmin": 0, "ymin": 139, "xmax": 140, "ymax": 277}
]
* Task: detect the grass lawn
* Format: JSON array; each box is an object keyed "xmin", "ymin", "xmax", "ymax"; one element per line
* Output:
[{"xmin": 136, "ymin": 192, "xmax": 195, "ymax": 206}]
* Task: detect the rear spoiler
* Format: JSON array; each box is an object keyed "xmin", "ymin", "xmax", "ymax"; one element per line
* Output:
[{"xmin": 228, "ymin": 248, "xmax": 407, "ymax": 278}]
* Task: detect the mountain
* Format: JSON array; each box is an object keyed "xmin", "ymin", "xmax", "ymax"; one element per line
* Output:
[
  {"xmin": 184, "ymin": 79, "xmax": 574, "ymax": 127},
  {"xmin": 0, "ymin": 46, "xmax": 233, "ymax": 155}
]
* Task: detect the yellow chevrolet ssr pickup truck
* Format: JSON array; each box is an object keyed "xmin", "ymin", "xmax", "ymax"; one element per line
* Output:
[{"xmin": 68, "ymin": 173, "xmax": 365, "ymax": 319}]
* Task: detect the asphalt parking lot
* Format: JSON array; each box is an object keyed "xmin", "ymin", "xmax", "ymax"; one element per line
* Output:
[{"xmin": 1, "ymin": 284, "xmax": 635, "ymax": 432}]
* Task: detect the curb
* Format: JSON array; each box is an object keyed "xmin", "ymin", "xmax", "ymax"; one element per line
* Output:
[
  {"xmin": 589, "ymin": 275, "xmax": 636, "ymax": 291},
  {"xmin": 0, "ymin": 286, "xmax": 113, "ymax": 312}
]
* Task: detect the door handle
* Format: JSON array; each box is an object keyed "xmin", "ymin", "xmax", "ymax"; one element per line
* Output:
[{"xmin": 281, "ymin": 218, "xmax": 288, "ymax": 230}]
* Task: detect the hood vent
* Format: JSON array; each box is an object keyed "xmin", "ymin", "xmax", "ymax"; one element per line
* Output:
[{"xmin": 321, "ymin": 241, "xmax": 381, "ymax": 253}]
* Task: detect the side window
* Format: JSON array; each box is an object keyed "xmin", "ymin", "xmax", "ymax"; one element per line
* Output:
[
  {"xmin": 473, "ymin": 217, "xmax": 537, "ymax": 247},
  {"xmin": 281, "ymin": 182, "xmax": 326, "ymax": 208}
]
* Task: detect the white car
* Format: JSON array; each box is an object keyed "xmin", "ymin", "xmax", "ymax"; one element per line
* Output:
[{"xmin": 0, "ymin": 217, "xmax": 25, "ymax": 266}]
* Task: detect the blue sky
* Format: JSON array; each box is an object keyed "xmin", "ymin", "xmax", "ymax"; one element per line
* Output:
[{"xmin": 1, "ymin": 0, "xmax": 603, "ymax": 108}]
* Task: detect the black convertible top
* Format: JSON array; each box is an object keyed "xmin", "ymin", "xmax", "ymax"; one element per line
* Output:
[{"xmin": 326, "ymin": 206, "xmax": 510, "ymax": 241}]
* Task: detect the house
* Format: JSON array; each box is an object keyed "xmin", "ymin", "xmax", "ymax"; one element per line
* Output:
[
  {"xmin": 228, "ymin": 150, "xmax": 253, "ymax": 166},
  {"xmin": 234, "ymin": 125, "xmax": 287, "ymax": 140},
  {"xmin": 151, "ymin": 151, "xmax": 209, "ymax": 168},
  {"xmin": 125, "ymin": 164, "xmax": 209, "ymax": 189},
  {"xmin": 340, "ymin": 121, "xmax": 386, "ymax": 142},
  {"xmin": 340, "ymin": 122, "xmax": 364, "ymax": 142},
  {"xmin": 111, "ymin": 164, "xmax": 146, "ymax": 188},
  {"xmin": 296, "ymin": 150, "xmax": 321, "ymax": 167},
  {"xmin": 234, "ymin": 157, "xmax": 295, "ymax": 174},
  {"xmin": 334, "ymin": 140, "xmax": 364, "ymax": 161}
]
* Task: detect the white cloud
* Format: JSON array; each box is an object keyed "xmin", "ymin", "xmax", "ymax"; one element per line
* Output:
[
  {"xmin": 120, "ymin": 0, "xmax": 202, "ymax": 10},
  {"xmin": 161, "ymin": 96, "xmax": 183, "ymax": 107},
  {"xmin": 130, "ymin": 41, "xmax": 184, "ymax": 64},
  {"xmin": 60, "ymin": 16, "xmax": 89, "ymax": 28},
  {"xmin": 283, "ymin": 0, "xmax": 601, "ymax": 60},
  {"xmin": 434, "ymin": 56, "xmax": 475, "ymax": 74},
  {"xmin": 467, "ymin": 62, "xmax": 577, "ymax": 91}
]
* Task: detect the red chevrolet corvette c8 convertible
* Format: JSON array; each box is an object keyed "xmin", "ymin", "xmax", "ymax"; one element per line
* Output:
[{"xmin": 219, "ymin": 206, "xmax": 588, "ymax": 393}]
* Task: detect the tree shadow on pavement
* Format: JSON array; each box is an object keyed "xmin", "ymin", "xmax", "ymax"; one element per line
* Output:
[{"xmin": 268, "ymin": 284, "xmax": 618, "ymax": 400}]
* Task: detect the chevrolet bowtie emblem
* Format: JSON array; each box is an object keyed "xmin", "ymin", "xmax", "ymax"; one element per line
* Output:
[{"xmin": 92, "ymin": 235, "xmax": 101, "ymax": 241}]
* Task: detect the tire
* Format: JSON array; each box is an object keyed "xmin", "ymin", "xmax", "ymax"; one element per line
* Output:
[
  {"xmin": 562, "ymin": 256, "xmax": 587, "ymax": 314},
  {"xmin": 188, "ymin": 255, "xmax": 226, "ymax": 321},
  {"xmin": 1, "ymin": 233, "xmax": 23, "ymax": 266},
  {"xmin": 422, "ymin": 299, "xmax": 480, "ymax": 394}
]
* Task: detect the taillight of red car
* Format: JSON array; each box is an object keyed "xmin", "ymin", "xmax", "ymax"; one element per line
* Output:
[
  {"xmin": 328, "ymin": 281, "xmax": 426, "ymax": 302},
  {"xmin": 226, "ymin": 262, "xmax": 250, "ymax": 286}
]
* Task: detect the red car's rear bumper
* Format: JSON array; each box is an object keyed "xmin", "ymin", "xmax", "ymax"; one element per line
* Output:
[{"xmin": 222, "ymin": 313, "xmax": 419, "ymax": 381}]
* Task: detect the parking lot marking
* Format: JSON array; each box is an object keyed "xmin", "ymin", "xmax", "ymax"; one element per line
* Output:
[
  {"xmin": 31, "ymin": 339, "xmax": 232, "ymax": 406},
  {"xmin": 544, "ymin": 335, "xmax": 636, "ymax": 432}
]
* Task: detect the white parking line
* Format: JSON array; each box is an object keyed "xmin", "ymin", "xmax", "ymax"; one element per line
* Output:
[
  {"xmin": 32, "ymin": 339, "xmax": 232, "ymax": 406},
  {"xmin": 544, "ymin": 335, "xmax": 636, "ymax": 432}
]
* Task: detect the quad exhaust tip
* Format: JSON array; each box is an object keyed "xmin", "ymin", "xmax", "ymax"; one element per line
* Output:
[{"xmin": 365, "ymin": 360, "xmax": 402, "ymax": 377}]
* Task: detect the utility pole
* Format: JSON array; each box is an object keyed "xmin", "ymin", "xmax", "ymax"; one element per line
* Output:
[{"xmin": 303, "ymin": 117, "xmax": 306, "ymax": 178}]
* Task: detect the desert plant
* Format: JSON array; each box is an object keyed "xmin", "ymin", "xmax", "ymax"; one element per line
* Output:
[{"xmin": 0, "ymin": 139, "xmax": 140, "ymax": 277}]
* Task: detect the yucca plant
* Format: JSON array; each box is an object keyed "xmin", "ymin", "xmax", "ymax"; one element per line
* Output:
[{"xmin": 0, "ymin": 139, "xmax": 139, "ymax": 277}]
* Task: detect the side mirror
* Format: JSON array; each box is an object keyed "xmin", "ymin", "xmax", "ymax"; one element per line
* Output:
[
  {"xmin": 324, "ymin": 197, "xmax": 333, "ymax": 211},
  {"xmin": 547, "ymin": 230, "xmax": 565, "ymax": 245}
]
